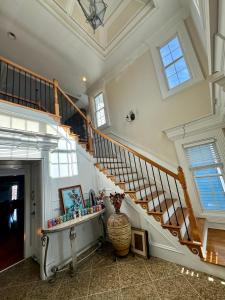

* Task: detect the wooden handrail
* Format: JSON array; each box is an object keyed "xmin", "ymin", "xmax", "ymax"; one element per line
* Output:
[
  {"xmin": 57, "ymin": 86, "xmax": 88, "ymax": 122},
  {"xmin": 0, "ymin": 55, "xmax": 54, "ymax": 85}
]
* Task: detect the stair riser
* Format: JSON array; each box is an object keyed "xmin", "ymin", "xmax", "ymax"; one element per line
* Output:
[
  {"xmin": 115, "ymin": 173, "xmax": 139, "ymax": 182},
  {"xmin": 148, "ymin": 194, "xmax": 165, "ymax": 210},
  {"xmin": 124, "ymin": 179, "xmax": 147, "ymax": 190},
  {"xmin": 97, "ymin": 157, "xmax": 119, "ymax": 162},
  {"xmin": 110, "ymin": 167, "xmax": 133, "ymax": 173},
  {"xmin": 162, "ymin": 201, "xmax": 179, "ymax": 224},
  {"xmin": 98, "ymin": 162, "xmax": 126, "ymax": 168}
]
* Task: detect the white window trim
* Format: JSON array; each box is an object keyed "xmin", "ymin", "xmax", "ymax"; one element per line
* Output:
[
  {"xmin": 174, "ymin": 128, "xmax": 225, "ymax": 221},
  {"xmin": 150, "ymin": 20, "xmax": 204, "ymax": 99},
  {"xmin": 92, "ymin": 90, "xmax": 110, "ymax": 129}
]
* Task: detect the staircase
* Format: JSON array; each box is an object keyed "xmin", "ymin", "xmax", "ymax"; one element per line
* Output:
[{"xmin": 1, "ymin": 54, "xmax": 224, "ymax": 268}]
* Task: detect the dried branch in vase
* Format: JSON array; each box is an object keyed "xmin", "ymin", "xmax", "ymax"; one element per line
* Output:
[{"xmin": 109, "ymin": 192, "xmax": 125, "ymax": 214}]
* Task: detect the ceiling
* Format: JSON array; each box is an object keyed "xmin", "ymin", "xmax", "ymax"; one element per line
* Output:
[{"xmin": 0, "ymin": 0, "xmax": 185, "ymax": 101}]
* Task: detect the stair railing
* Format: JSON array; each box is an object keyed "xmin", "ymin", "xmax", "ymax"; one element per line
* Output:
[
  {"xmin": 0, "ymin": 55, "xmax": 55, "ymax": 114},
  {"xmin": 0, "ymin": 55, "xmax": 202, "ymax": 251},
  {"xmin": 55, "ymin": 85, "xmax": 202, "ymax": 247}
]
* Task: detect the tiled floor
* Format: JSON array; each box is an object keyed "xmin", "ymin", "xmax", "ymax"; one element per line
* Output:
[{"xmin": 0, "ymin": 243, "xmax": 225, "ymax": 299}]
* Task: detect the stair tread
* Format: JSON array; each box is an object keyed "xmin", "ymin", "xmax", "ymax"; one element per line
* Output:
[
  {"xmin": 136, "ymin": 191, "xmax": 161, "ymax": 203},
  {"xmin": 183, "ymin": 217, "xmax": 206, "ymax": 242},
  {"xmin": 150, "ymin": 198, "xmax": 177, "ymax": 214},
  {"xmin": 164, "ymin": 207, "xmax": 188, "ymax": 227},
  {"xmin": 142, "ymin": 190, "xmax": 163, "ymax": 201}
]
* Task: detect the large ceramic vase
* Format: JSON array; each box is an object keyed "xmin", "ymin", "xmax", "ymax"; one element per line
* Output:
[{"xmin": 107, "ymin": 213, "xmax": 131, "ymax": 256}]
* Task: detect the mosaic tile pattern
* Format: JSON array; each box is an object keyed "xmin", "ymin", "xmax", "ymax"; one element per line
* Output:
[{"xmin": 0, "ymin": 244, "xmax": 225, "ymax": 299}]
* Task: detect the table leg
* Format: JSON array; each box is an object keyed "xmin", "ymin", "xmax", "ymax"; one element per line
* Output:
[
  {"xmin": 69, "ymin": 226, "xmax": 77, "ymax": 276},
  {"xmin": 99, "ymin": 213, "xmax": 106, "ymax": 241},
  {"xmin": 41, "ymin": 233, "xmax": 49, "ymax": 279}
]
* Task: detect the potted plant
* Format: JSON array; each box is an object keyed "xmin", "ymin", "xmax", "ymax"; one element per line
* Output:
[{"xmin": 107, "ymin": 192, "xmax": 131, "ymax": 256}]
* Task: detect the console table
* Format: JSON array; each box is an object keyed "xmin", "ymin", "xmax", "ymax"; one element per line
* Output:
[{"xmin": 41, "ymin": 209, "xmax": 105, "ymax": 281}]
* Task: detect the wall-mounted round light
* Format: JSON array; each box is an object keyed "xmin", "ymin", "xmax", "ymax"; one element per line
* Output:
[
  {"xmin": 82, "ymin": 76, "xmax": 87, "ymax": 82},
  {"xmin": 7, "ymin": 32, "xmax": 16, "ymax": 40}
]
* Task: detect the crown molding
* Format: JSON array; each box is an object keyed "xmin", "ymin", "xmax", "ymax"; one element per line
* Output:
[
  {"xmin": 38, "ymin": 0, "xmax": 156, "ymax": 60},
  {"xmin": 89, "ymin": 7, "xmax": 189, "ymax": 89},
  {"xmin": 164, "ymin": 113, "xmax": 225, "ymax": 141},
  {"xmin": 0, "ymin": 127, "xmax": 59, "ymax": 151}
]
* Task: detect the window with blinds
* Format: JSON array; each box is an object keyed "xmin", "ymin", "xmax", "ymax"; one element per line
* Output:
[{"xmin": 185, "ymin": 141, "xmax": 225, "ymax": 211}]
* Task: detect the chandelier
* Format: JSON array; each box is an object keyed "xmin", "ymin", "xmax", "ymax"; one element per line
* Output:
[{"xmin": 77, "ymin": 0, "xmax": 107, "ymax": 31}]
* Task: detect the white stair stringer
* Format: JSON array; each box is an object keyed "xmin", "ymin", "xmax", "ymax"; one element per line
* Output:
[{"xmin": 96, "ymin": 165, "xmax": 225, "ymax": 280}]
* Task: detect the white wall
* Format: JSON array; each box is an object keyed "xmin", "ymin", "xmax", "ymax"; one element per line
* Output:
[
  {"xmin": 88, "ymin": 17, "xmax": 211, "ymax": 167},
  {"xmin": 0, "ymin": 105, "xmax": 102, "ymax": 279}
]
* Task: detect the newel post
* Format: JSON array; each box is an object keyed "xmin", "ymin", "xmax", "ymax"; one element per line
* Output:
[
  {"xmin": 177, "ymin": 166, "xmax": 201, "ymax": 243},
  {"xmin": 86, "ymin": 115, "xmax": 93, "ymax": 153},
  {"xmin": 53, "ymin": 79, "xmax": 60, "ymax": 117}
]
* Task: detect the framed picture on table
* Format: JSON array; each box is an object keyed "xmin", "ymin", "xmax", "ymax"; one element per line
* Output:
[{"xmin": 59, "ymin": 185, "xmax": 85, "ymax": 214}]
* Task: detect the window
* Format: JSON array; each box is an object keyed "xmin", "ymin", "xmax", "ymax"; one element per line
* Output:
[
  {"xmin": 185, "ymin": 141, "xmax": 225, "ymax": 211},
  {"xmin": 159, "ymin": 36, "xmax": 191, "ymax": 90},
  {"xmin": 150, "ymin": 20, "xmax": 203, "ymax": 99},
  {"xmin": 94, "ymin": 93, "xmax": 106, "ymax": 127},
  {"xmin": 49, "ymin": 138, "xmax": 78, "ymax": 178},
  {"xmin": 11, "ymin": 185, "xmax": 18, "ymax": 200}
]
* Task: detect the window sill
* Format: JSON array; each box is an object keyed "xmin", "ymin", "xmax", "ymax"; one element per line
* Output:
[
  {"xmin": 161, "ymin": 77, "xmax": 204, "ymax": 100},
  {"xmin": 96, "ymin": 123, "xmax": 110, "ymax": 131}
]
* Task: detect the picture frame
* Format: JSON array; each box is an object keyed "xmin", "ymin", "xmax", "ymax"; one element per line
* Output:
[
  {"xmin": 59, "ymin": 185, "xmax": 85, "ymax": 214},
  {"xmin": 131, "ymin": 227, "xmax": 149, "ymax": 258}
]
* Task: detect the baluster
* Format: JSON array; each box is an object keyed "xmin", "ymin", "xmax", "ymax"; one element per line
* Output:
[
  {"xmin": 151, "ymin": 165, "xmax": 162, "ymax": 212},
  {"xmin": 39, "ymin": 78, "xmax": 42, "ymax": 109},
  {"xmin": 118, "ymin": 146, "xmax": 126, "ymax": 184},
  {"xmin": 128, "ymin": 152, "xmax": 135, "ymax": 191},
  {"xmin": 12, "ymin": 66, "xmax": 15, "ymax": 103},
  {"xmin": 99, "ymin": 136, "xmax": 104, "ymax": 168},
  {"xmin": 139, "ymin": 158, "xmax": 148, "ymax": 200},
  {"xmin": 116, "ymin": 145, "xmax": 122, "ymax": 183},
  {"xmin": 110, "ymin": 141, "xmax": 117, "ymax": 177},
  {"xmin": 44, "ymin": 80, "xmax": 47, "ymax": 111},
  {"xmin": 174, "ymin": 179, "xmax": 191, "ymax": 240},
  {"xmin": 6, "ymin": 63, "xmax": 8, "ymax": 101},
  {"xmin": 30, "ymin": 74, "xmax": 32, "ymax": 107},
  {"xmin": 101, "ymin": 136, "xmax": 105, "ymax": 168},
  {"xmin": 60, "ymin": 92, "xmax": 63, "ymax": 123},
  {"xmin": 158, "ymin": 169, "xmax": 171, "ymax": 224},
  {"xmin": 133, "ymin": 154, "xmax": 141, "ymax": 197},
  {"xmin": 48, "ymin": 83, "xmax": 50, "ymax": 112},
  {"xmin": 25, "ymin": 71, "xmax": 27, "ymax": 106},
  {"xmin": 166, "ymin": 174, "xmax": 178, "ymax": 225},
  {"xmin": 0, "ymin": 60, "xmax": 1, "ymax": 92},
  {"xmin": 123, "ymin": 149, "xmax": 131, "ymax": 190},
  {"xmin": 106, "ymin": 139, "xmax": 112, "ymax": 172},
  {"xmin": 145, "ymin": 162, "xmax": 156, "ymax": 211},
  {"xmin": 93, "ymin": 132, "xmax": 98, "ymax": 162},
  {"xmin": 18, "ymin": 69, "xmax": 21, "ymax": 105}
]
